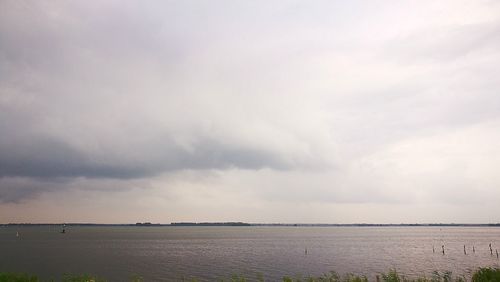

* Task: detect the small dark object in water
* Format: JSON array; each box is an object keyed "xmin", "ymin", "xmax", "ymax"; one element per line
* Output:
[
  {"xmin": 464, "ymin": 245, "xmax": 466, "ymax": 255},
  {"xmin": 433, "ymin": 246, "xmax": 435, "ymax": 253},
  {"xmin": 473, "ymin": 246, "xmax": 475, "ymax": 253},
  {"xmin": 442, "ymin": 245, "xmax": 445, "ymax": 255}
]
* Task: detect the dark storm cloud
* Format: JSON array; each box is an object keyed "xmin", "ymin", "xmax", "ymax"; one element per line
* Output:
[
  {"xmin": 0, "ymin": 119, "xmax": 289, "ymax": 180},
  {"xmin": 0, "ymin": 106, "xmax": 290, "ymax": 202}
]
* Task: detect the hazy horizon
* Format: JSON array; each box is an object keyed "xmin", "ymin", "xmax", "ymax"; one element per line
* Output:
[
  {"xmin": 3, "ymin": 222, "xmax": 500, "ymax": 225},
  {"xmin": 1, "ymin": 1, "xmax": 500, "ymax": 224}
]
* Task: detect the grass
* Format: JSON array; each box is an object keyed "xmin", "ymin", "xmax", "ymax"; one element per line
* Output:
[
  {"xmin": 0, "ymin": 273, "xmax": 141, "ymax": 282},
  {"xmin": 0, "ymin": 272, "xmax": 38, "ymax": 282},
  {"xmin": 279, "ymin": 269, "xmax": 464, "ymax": 282},
  {"xmin": 471, "ymin": 268, "xmax": 500, "ymax": 282},
  {"xmin": 0, "ymin": 268, "xmax": 498, "ymax": 282}
]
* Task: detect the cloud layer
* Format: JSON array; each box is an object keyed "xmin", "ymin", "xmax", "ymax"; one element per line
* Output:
[{"xmin": 1, "ymin": 0, "xmax": 500, "ymax": 222}]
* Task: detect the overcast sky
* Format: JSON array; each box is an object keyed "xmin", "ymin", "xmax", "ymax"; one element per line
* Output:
[{"xmin": 1, "ymin": 0, "xmax": 500, "ymax": 223}]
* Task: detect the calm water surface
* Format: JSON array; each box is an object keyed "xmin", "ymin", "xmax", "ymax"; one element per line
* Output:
[{"xmin": 1, "ymin": 226, "xmax": 499, "ymax": 281}]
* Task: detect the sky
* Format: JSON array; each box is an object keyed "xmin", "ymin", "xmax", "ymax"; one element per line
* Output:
[{"xmin": 1, "ymin": 0, "xmax": 500, "ymax": 224}]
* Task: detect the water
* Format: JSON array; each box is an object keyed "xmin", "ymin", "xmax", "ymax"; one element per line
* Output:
[{"xmin": 1, "ymin": 226, "xmax": 499, "ymax": 281}]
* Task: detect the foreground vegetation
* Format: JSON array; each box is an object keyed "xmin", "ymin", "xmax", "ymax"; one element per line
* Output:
[{"xmin": 1, "ymin": 268, "xmax": 499, "ymax": 282}]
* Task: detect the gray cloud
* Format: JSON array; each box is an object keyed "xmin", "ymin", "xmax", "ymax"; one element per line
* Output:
[
  {"xmin": 0, "ymin": 177, "xmax": 55, "ymax": 203},
  {"xmin": 0, "ymin": 118, "xmax": 291, "ymax": 180}
]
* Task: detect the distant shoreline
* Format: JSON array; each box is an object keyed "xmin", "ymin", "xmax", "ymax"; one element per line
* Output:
[{"xmin": 2, "ymin": 222, "xmax": 500, "ymax": 227}]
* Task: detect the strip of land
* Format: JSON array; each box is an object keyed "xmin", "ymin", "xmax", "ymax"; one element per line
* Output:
[
  {"xmin": 1, "ymin": 268, "xmax": 500, "ymax": 282},
  {"xmin": 2, "ymin": 222, "xmax": 500, "ymax": 227}
]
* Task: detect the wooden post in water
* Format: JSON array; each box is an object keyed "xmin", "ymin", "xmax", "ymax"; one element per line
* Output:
[
  {"xmin": 473, "ymin": 245, "xmax": 475, "ymax": 253},
  {"xmin": 490, "ymin": 243, "xmax": 493, "ymax": 255},
  {"xmin": 464, "ymin": 245, "xmax": 466, "ymax": 255},
  {"xmin": 497, "ymin": 249, "xmax": 498, "ymax": 259},
  {"xmin": 433, "ymin": 246, "xmax": 435, "ymax": 253},
  {"xmin": 442, "ymin": 245, "xmax": 445, "ymax": 255}
]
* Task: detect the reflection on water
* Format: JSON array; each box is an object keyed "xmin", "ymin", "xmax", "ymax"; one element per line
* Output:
[{"xmin": 1, "ymin": 226, "xmax": 499, "ymax": 281}]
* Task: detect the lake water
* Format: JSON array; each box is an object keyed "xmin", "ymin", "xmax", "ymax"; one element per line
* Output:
[{"xmin": 1, "ymin": 226, "xmax": 499, "ymax": 281}]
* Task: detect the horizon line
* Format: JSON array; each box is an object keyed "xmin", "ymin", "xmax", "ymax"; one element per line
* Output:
[{"xmin": 3, "ymin": 222, "xmax": 500, "ymax": 226}]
